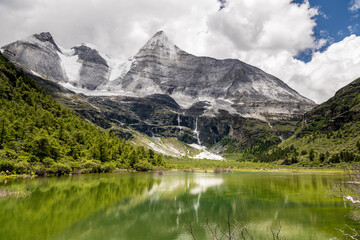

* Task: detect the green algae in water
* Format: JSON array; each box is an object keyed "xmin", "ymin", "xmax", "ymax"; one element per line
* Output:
[{"xmin": 0, "ymin": 172, "xmax": 356, "ymax": 240}]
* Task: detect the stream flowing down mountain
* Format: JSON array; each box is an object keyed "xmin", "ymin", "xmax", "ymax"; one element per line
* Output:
[{"xmin": 1, "ymin": 31, "xmax": 316, "ymax": 159}]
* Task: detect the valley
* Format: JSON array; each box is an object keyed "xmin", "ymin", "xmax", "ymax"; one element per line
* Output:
[
  {"xmin": 0, "ymin": 31, "xmax": 359, "ymax": 173},
  {"xmin": 2, "ymin": 1, "xmax": 360, "ymax": 239}
]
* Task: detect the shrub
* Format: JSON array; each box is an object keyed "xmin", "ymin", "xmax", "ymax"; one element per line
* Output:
[
  {"xmin": 33, "ymin": 163, "xmax": 46, "ymax": 176},
  {"xmin": 42, "ymin": 157, "xmax": 55, "ymax": 167},
  {"xmin": 81, "ymin": 160, "xmax": 102, "ymax": 173},
  {"xmin": 329, "ymin": 154, "xmax": 340, "ymax": 163},
  {"xmin": 52, "ymin": 162, "xmax": 71, "ymax": 175},
  {"xmin": 0, "ymin": 160, "xmax": 15, "ymax": 172},
  {"xmin": 308, "ymin": 149, "xmax": 315, "ymax": 161},
  {"xmin": 14, "ymin": 161, "xmax": 30, "ymax": 174},
  {"xmin": 134, "ymin": 160, "xmax": 152, "ymax": 172},
  {"xmin": 115, "ymin": 162, "xmax": 130, "ymax": 169},
  {"xmin": 214, "ymin": 167, "xmax": 225, "ymax": 173},
  {"xmin": 101, "ymin": 161, "xmax": 116, "ymax": 173}
]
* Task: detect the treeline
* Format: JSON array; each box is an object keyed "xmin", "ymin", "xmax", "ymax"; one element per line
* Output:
[
  {"xmin": 257, "ymin": 144, "xmax": 360, "ymax": 165},
  {"xmin": 0, "ymin": 53, "xmax": 165, "ymax": 175}
]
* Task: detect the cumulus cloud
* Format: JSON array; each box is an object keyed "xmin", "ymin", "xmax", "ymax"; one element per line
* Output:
[
  {"xmin": 0, "ymin": 0, "xmax": 217, "ymax": 58},
  {"xmin": 0, "ymin": 0, "xmax": 359, "ymax": 103},
  {"xmin": 269, "ymin": 35, "xmax": 360, "ymax": 103},
  {"xmin": 207, "ymin": 0, "xmax": 318, "ymax": 54},
  {"xmin": 350, "ymin": 0, "xmax": 360, "ymax": 12}
]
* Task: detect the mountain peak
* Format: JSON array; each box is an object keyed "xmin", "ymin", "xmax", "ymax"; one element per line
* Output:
[
  {"xmin": 149, "ymin": 30, "xmax": 170, "ymax": 42},
  {"xmin": 32, "ymin": 32, "xmax": 61, "ymax": 52},
  {"xmin": 154, "ymin": 30, "xmax": 166, "ymax": 36},
  {"xmin": 33, "ymin": 32, "xmax": 54, "ymax": 42},
  {"xmin": 135, "ymin": 30, "xmax": 181, "ymax": 59}
]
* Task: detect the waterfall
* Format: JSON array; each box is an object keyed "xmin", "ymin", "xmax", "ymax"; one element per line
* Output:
[
  {"xmin": 177, "ymin": 114, "xmax": 182, "ymax": 132},
  {"xmin": 268, "ymin": 122, "xmax": 284, "ymax": 142},
  {"xmin": 193, "ymin": 117, "xmax": 201, "ymax": 145}
]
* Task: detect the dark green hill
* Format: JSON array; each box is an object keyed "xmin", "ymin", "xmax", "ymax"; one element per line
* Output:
[
  {"xmin": 301, "ymin": 78, "xmax": 360, "ymax": 134},
  {"xmin": 262, "ymin": 78, "xmax": 360, "ymax": 166},
  {"xmin": 0, "ymin": 53, "xmax": 165, "ymax": 175}
]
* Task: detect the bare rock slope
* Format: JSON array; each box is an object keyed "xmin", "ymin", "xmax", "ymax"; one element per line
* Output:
[{"xmin": 1, "ymin": 31, "xmax": 315, "ymax": 120}]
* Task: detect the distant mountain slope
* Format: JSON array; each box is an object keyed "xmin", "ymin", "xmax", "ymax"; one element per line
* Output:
[
  {"xmin": 261, "ymin": 77, "xmax": 360, "ymax": 165},
  {"xmin": 0, "ymin": 53, "xmax": 165, "ymax": 175},
  {"xmin": 300, "ymin": 77, "xmax": 360, "ymax": 133},
  {"xmin": 1, "ymin": 31, "xmax": 315, "ymax": 120}
]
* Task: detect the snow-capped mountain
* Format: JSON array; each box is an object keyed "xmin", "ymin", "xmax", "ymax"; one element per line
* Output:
[{"xmin": 1, "ymin": 31, "xmax": 315, "ymax": 120}]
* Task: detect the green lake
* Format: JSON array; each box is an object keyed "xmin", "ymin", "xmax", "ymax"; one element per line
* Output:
[{"xmin": 0, "ymin": 172, "xmax": 357, "ymax": 239}]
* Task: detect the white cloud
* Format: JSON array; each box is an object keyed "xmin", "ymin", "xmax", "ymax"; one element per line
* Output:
[
  {"xmin": 0, "ymin": 0, "xmax": 217, "ymax": 58},
  {"xmin": 350, "ymin": 0, "xmax": 360, "ymax": 12},
  {"xmin": 267, "ymin": 35, "xmax": 360, "ymax": 103},
  {"xmin": 208, "ymin": 0, "xmax": 318, "ymax": 54},
  {"xmin": 348, "ymin": 24, "xmax": 359, "ymax": 34},
  {"xmin": 0, "ymin": 0, "xmax": 359, "ymax": 103}
]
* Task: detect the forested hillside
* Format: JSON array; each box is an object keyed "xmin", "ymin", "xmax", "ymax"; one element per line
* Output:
[
  {"xmin": 0, "ymin": 53, "xmax": 165, "ymax": 175},
  {"xmin": 261, "ymin": 78, "xmax": 360, "ymax": 166}
]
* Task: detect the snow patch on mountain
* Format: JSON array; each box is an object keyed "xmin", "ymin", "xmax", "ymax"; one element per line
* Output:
[
  {"xmin": 203, "ymin": 98, "xmax": 238, "ymax": 117},
  {"xmin": 170, "ymin": 92, "xmax": 238, "ymax": 116},
  {"xmin": 59, "ymin": 82, "xmax": 137, "ymax": 97},
  {"xmin": 188, "ymin": 143, "xmax": 223, "ymax": 160},
  {"xmin": 170, "ymin": 92, "xmax": 198, "ymax": 108},
  {"xmin": 30, "ymin": 70, "xmax": 42, "ymax": 77},
  {"xmin": 57, "ymin": 47, "xmax": 81, "ymax": 83},
  {"xmin": 107, "ymin": 57, "xmax": 135, "ymax": 81},
  {"xmin": 57, "ymin": 43, "xmax": 135, "ymax": 90},
  {"xmin": 131, "ymin": 133, "xmax": 224, "ymax": 160},
  {"xmin": 80, "ymin": 43, "xmax": 134, "ymax": 82},
  {"xmin": 1, "ymin": 31, "xmax": 316, "ymax": 121}
]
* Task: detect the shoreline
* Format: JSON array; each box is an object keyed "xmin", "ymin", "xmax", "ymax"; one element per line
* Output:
[{"xmin": 0, "ymin": 166, "xmax": 347, "ymax": 181}]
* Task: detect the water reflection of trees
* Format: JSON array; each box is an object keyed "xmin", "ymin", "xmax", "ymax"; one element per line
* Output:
[
  {"xmin": 0, "ymin": 174, "xmax": 156, "ymax": 240},
  {"xmin": 0, "ymin": 173, "xmax": 352, "ymax": 240}
]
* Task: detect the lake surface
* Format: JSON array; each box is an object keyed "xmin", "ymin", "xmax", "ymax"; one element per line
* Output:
[{"xmin": 0, "ymin": 172, "xmax": 356, "ymax": 239}]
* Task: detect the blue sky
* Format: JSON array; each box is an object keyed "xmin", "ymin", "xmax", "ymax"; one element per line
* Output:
[{"xmin": 294, "ymin": 0, "xmax": 360, "ymax": 62}]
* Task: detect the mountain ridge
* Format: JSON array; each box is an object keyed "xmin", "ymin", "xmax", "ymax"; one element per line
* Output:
[
  {"xmin": 0, "ymin": 31, "xmax": 319, "ymax": 158},
  {"xmin": 1, "ymin": 31, "xmax": 316, "ymax": 120}
]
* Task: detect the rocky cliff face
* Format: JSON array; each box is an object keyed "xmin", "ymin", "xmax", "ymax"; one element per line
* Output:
[
  {"xmin": 119, "ymin": 31, "xmax": 315, "ymax": 120},
  {"xmin": 1, "ymin": 31, "xmax": 316, "ymax": 157},
  {"xmin": 1, "ymin": 32, "xmax": 67, "ymax": 82},
  {"xmin": 30, "ymin": 73, "xmax": 298, "ymax": 154},
  {"xmin": 1, "ymin": 31, "xmax": 315, "ymax": 120}
]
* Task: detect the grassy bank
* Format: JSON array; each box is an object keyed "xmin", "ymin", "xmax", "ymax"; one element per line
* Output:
[{"xmin": 163, "ymin": 155, "xmax": 349, "ymax": 173}]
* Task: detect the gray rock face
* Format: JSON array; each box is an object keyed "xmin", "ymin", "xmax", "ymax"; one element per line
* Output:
[
  {"xmin": 30, "ymin": 75, "xmax": 299, "ymax": 149},
  {"xmin": 1, "ymin": 33, "xmax": 110, "ymax": 90},
  {"xmin": 72, "ymin": 45, "xmax": 109, "ymax": 90},
  {"xmin": 1, "ymin": 31, "xmax": 316, "ymax": 120},
  {"xmin": 1, "ymin": 32, "xmax": 67, "ymax": 82},
  {"xmin": 116, "ymin": 31, "xmax": 315, "ymax": 119}
]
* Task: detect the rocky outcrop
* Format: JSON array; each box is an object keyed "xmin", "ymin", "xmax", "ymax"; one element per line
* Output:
[
  {"xmin": 72, "ymin": 45, "xmax": 109, "ymax": 90},
  {"xmin": 1, "ymin": 32, "xmax": 67, "ymax": 82}
]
